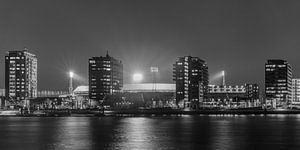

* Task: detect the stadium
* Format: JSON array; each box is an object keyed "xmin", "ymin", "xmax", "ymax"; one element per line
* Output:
[{"xmin": 72, "ymin": 83, "xmax": 176, "ymax": 109}]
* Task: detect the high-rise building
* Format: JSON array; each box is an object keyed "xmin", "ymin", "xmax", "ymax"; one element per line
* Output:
[
  {"xmin": 88, "ymin": 52, "xmax": 123, "ymax": 101},
  {"xmin": 173, "ymin": 56, "xmax": 208, "ymax": 109},
  {"xmin": 265, "ymin": 59, "xmax": 292, "ymax": 107},
  {"xmin": 5, "ymin": 49, "xmax": 38, "ymax": 102},
  {"xmin": 292, "ymin": 78, "xmax": 300, "ymax": 102}
]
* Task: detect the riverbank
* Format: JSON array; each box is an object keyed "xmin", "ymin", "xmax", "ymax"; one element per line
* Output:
[
  {"xmin": 2, "ymin": 109, "xmax": 300, "ymax": 117},
  {"xmin": 104, "ymin": 109, "xmax": 300, "ymax": 116}
]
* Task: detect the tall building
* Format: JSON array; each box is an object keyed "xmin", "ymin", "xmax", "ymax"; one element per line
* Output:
[
  {"xmin": 292, "ymin": 78, "xmax": 300, "ymax": 102},
  {"xmin": 173, "ymin": 56, "xmax": 208, "ymax": 109},
  {"xmin": 265, "ymin": 59, "xmax": 292, "ymax": 107},
  {"xmin": 5, "ymin": 49, "xmax": 37, "ymax": 102},
  {"xmin": 88, "ymin": 52, "xmax": 123, "ymax": 101}
]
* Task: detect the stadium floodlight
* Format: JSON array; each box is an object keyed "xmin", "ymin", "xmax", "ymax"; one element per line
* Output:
[
  {"xmin": 150, "ymin": 67, "xmax": 158, "ymax": 92},
  {"xmin": 150, "ymin": 67, "xmax": 158, "ymax": 73},
  {"xmin": 69, "ymin": 71, "xmax": 74, "ymax": 95},
  {"xmin": 69, "ymin": 71, "xmax": 74, "ymax": 78},
  {"xmin": 222, "ymin": 70, "xmax": 225, "ymax": 86},
  {"xmin": 133, "ymin": 73, "xmax": 143, "ymax": 82}
]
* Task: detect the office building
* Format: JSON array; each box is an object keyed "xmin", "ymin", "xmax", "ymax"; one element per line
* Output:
[
  {"xmin": 173, "ymin": 56, "xmax": 209, "ymax": 109},
  {"xmin": 265, "ymin": 59, "xmax": 292, "ymax": 107},
  {"xmin": 5, "ymin": 49, "xmax": 37, "ymax": 102},
  {"xmin": 88, "ymin": 52, "xmax": 123, "ymax": 100},
  {"xmin": 292, "ymin": 78, "xmax": 300, "ymax": 102}
]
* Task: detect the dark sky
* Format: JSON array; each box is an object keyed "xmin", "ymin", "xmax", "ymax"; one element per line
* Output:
[{"xmin": 1, "ymin": 0, "xmax": 300, "ymax": 90}]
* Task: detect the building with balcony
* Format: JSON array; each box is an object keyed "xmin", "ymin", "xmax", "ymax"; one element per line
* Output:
[
  {"xmin": 88, "ymin": 52, "xmax": 123, "ymax": 101},
  {"xmin": 265, "ymin": 59, "xmax": 292, "ymax": 107},
  {"xmin": 173, "ymin": 56, "xmax": 209, "ymax": 109},
  {"xmin": 207, "ymin": 84, "xmax": 259, "ymax": 108},
  {"xmin": 5, "ymin": 48, "xmax": 37, "ymax": 104},
  {"xmin": 292, "ymin": 78, "xmax": 300, "ymax": 102}
]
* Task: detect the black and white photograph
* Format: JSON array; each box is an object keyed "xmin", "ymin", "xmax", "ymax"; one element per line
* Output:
[{"xmin": 0, "ymin": 0, "xmax": 300, "ymax": 149}]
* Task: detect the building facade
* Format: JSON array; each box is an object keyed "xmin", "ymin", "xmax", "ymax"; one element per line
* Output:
[
  {"xmin": 207, "ymin": 85, "xmax": 245, "ymax": 108},
  {"xmin": 88, "ymin": 53, "xmax": 123, "ymax": 101},
  {"xmin": 173, "ymin": 56, "xmax": 209, "ymax": 109},
  {"xmin": 245, "ymin": 84, "xmax": 259, "ymax": 100},
  {"xmin": 5, "ymin": 49, "xmax": 37, "ymax": 102},
  {"xmin": 265, "ymin": 59, "xmax": 292, "ymax": 107},
  {"xmin": 207, "ymin": 84, "xmax": 259, "ymax": 108},
  {"xmin": 37, "ymin": 90, "xmax": 69, "ymax": 97},
  {"xmin": 292, "ymin": 78, "xmax": 300, "ymax": 102}
]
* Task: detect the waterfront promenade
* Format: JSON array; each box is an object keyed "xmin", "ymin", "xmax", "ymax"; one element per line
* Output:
[{"xmin": 2, "ymin": 108, "xmax": 300, "ymax": 117}]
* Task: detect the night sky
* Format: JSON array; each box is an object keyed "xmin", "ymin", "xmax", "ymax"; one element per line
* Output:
[{"xmin": 1, "ymin": 0, "xmax": 300, "ymax": 90}]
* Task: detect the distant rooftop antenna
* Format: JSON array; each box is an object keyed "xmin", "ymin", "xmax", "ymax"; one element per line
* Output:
[{"xmin": 222, "ymin": 70, "xmax": 226, "ymax": 86}]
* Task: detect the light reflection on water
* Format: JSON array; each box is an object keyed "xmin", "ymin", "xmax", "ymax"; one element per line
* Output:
[{"xmin": 0, "ymin": 115, "xmax": 300, "ymax": 150}]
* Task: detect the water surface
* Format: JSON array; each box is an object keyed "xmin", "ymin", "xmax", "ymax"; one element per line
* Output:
[{"xmin": 0, "ymin": 115, "xmax": 299, "ymax": 150}]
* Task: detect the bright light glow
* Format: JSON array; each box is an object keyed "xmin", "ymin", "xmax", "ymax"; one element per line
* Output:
[
  {"xmin": 209, "ymin": 71, "xmax": 224, "ymax": 83},
  {"xmin": 133, "ymin": 73, "xmax": 143, "ymax": 82},
  {"xmin": 222, "ymin": 70, "xmax": 225, "ymax": 76},
  {"xmin": 69, "ymin": 71, "xmax": 74, "ymax": 78}
]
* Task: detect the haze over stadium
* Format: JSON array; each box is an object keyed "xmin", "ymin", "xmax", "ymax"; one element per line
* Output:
[{"xmin": 1, "ymin": 0, "xmax": 300, "ymax": 91}]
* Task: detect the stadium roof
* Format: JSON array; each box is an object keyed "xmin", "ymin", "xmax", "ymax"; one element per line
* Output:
[
  {"xmin": 73, "ymin": 86, "xmax": 88, "ymax": 95},
  {"xmin": 73, "ymin": 83, "xmax": 175, "ymax": 94},
  {"xmin": 122, "ymin": 83, "xmax": 175, "ymax": 93}
]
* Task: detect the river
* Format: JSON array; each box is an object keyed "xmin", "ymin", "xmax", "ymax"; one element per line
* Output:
[{"xmin": 0, "ymin": 115, "xmax": 299, "ymax": 150}]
